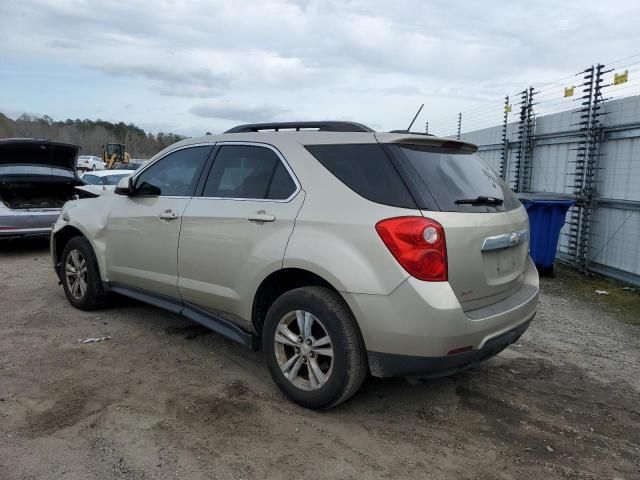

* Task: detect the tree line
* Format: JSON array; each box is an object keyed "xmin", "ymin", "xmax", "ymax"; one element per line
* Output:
[{"xmin": 0, "ymin": 112, "xmax": 186, "ymax": 158}]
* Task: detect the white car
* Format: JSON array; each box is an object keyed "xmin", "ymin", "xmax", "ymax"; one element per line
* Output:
[
  {"xmin": 127, "ymin": 159, "xmax": 150, "ymax": 170},
  {"xmin": 77, "ymin": 155, "xmax": 106, "ymax": 171},
  {"xmin": 78, "ymin": 170, "xmax": 132, "ymax": 195}
]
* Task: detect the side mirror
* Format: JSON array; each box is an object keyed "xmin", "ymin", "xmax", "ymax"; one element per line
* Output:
[{"xmin": 114, "ymin": 176, "xmax": 134, "ymax": 196}]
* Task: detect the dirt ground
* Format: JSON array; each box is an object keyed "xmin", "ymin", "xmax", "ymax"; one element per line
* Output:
[{"xmin": 1, "ymin": 238, "xmax": 639, "ymax": 480}]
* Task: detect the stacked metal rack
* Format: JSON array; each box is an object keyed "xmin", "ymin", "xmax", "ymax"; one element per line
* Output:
[
  {"xmin": 565, "ymin": 64, "xmax": 610, "ymax": 272},
  {"xmin": 423, "ymin": 53, "xmax": 640, "ymax": 285},
  {"xmin": 511, "ymin": 88, "xmax": 536, "ymax": 192},
  {"xmin": 499, "ymin": 95, "xmax": 510, "ymax": 179}
]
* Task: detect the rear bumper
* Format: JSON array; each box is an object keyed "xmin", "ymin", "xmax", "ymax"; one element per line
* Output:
[
  {"xmin": 341, "ymin": 256, "xmax": 539, "ymax": 378},
  {"xmin": 367, "ymin": 316, "xmax": 532, "ymax": 378},
  {"xmin": 0, "ymin": 210, "xmax": 60, "ymax": 237}
]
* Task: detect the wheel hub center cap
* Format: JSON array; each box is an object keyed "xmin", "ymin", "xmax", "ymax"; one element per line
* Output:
[{"xmin": 301, "ymin": 343, "xmax": 311, "ymax": 356}]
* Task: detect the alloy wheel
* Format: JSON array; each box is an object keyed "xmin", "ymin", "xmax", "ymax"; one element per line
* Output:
[
  {"xmin": 65, "ymin": 249, "xmax": 88, "ymax": 300},
  {"xmin": 274, "ymin": 310, "xmax": 334, "ymax": 391}
]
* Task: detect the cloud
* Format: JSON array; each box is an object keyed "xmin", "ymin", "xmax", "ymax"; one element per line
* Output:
[
  {"xmin": 1, "ymin": 0, "xmax": 639, "ymax": 136},
  {"xmin": 190, "ymin": 101, "xmax": 289, "ymax": 122},
  {"xmin": 96, "ymin": 63, "xmax": 234, "ymax": 98},
  {"xmin": 46, "ymin": 39, "xmax": 79, "ymax": 49}
]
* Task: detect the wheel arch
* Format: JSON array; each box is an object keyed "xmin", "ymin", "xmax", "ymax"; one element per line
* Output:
[
  {"xmin": 53, "ymin": 225, "xmax": 84, "ymax": 267},
  {"xmin": 52, "ymin": 224, "xmax": 105, "ymax": 282},
  {"xmin": 252, "ymin": 267, "xmax": 353, "ymax": 336}
]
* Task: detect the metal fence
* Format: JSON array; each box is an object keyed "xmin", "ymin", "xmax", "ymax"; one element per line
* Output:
[{"xmin": 427, "ymin": 56, "xmax": 640, "ymax": 286}]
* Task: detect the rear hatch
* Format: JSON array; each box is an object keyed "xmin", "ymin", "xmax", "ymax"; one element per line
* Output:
[
  {"xmin": 377, "ymin": 134, "xmax": 530, "ymax": 310},
  {"xmin": 0, "ymin": 139, "xmax": 79, "ymax": 171},
  {"xmin": 0, "ymin": 139, "xmax": 82, "ymax": 210}
]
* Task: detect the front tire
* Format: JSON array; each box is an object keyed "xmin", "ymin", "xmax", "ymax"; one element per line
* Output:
[
  {"xmin": 262, "ymin": 286, "xmax": 368, "ymax": 409},
  {"xmin": 60, "ymin": 236, "xmax": 107, "ymax": 310}
]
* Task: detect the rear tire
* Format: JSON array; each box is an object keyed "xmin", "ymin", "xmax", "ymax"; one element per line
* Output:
[
  {"xmin": 262, "ymin": 286, "xmax": 368, "ymax": 409},
  {"xmin": 60, "ymin": 236, "xmax": 108, "ymax": 310}
]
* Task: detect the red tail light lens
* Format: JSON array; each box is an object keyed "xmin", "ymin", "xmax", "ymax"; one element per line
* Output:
[{"xmin": 375, "ymin": 216, "xmax": 447, "ymax": 281}]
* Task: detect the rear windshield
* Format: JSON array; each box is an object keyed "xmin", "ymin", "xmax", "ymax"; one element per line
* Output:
[
  {"xmin": 391, "ymin": 145, "xmax": 521, "ymax": 213},
  {"xmin": 305, "ymin": 143, "xmax": 520, "ymax": 213}
]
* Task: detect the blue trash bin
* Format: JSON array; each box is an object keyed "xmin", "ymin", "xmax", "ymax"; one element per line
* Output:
[{"xmin": 517, "ymin": 193, "xmax": 575, "ymax": 275}]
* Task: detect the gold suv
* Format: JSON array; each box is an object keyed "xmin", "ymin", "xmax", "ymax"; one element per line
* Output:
[{"xmin": 52, "ymin": 121, "xmax": 538, "ymax": 409}]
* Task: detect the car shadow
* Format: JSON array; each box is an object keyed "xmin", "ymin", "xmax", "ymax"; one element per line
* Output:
[{"xmin": 0, "ymin": 236, "xmax": 51, "ymax": 255}]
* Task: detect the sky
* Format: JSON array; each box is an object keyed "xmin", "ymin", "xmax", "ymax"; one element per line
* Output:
[{"xmin": 1, "ymin": 0, "xmax": 639, "ymax": 137}]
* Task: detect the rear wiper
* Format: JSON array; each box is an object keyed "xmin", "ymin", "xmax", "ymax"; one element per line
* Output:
[{"xmin": 455, "ymin": 196, "xmax": 504, "ymax": 206}]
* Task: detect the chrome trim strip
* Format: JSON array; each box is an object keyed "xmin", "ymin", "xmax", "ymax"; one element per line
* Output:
[
  {"xmin": 188, "ymin": 192, "xmax": 302, "ymax": 204},
  {"xmin": 129, "ymin": 140, "xmax": 301, "ymax": 203},
  {"xmin": 481, "ymin": 229, "xmax": 529, "ymax": 251}
]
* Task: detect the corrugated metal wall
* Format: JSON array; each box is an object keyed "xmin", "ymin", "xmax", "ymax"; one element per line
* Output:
[{"xmin": 459, "ymin": 95, "xmax": 640, "ymax": 285}]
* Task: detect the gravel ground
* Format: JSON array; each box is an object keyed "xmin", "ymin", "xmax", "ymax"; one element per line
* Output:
[{"xmin": 1, "ymin": 238, "xmax": 639, "ymax": 480}]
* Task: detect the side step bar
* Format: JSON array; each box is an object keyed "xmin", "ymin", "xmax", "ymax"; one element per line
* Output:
[{"xmin": 109, "ymin": 282, "xmax": 259, "ymax": 350}]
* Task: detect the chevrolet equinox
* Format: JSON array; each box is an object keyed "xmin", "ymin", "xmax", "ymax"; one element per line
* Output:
[{"xmin": 51, "ymin": 121, "xmax": 538, "ymax": 409}]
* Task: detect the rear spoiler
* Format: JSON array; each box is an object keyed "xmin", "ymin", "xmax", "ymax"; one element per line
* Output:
[{"xmin": 374, "ymin": 132, "xmax": 478, "ymax": 153}]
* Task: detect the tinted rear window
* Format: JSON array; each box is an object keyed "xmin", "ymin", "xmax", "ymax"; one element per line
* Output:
[
  {"xmin": 305, "ymin": 144, "xmax": 416, "ymax": 209},
  {"xmin": 393, "ymin": 145, "xmax": 521, "ymax": 213}
]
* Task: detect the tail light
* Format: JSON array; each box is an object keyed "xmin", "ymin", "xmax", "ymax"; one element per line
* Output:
[{"xmin": 375, "ymin": 216, "xmax": 447, "ymax": 281}]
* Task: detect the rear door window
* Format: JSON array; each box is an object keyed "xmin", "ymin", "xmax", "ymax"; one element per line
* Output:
[
  {"xmin": 267, "ymin": 162, "xmax": 297, "ymax": 200},
  {"xmin": 304, "ymin": 144, "xmax": 416, "ymax": 209},
  {"xmin": 202, "ymin": 145, "xmax": 296, "ymax": 200},
  {"xmin": 391, "ymin": 145, "xmax": 521, "ymax": 213}
]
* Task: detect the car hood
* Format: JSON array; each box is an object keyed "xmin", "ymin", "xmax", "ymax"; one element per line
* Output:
[{"xmin": 0, "ymin": 139, "xmax": 80, "ymax": 171}]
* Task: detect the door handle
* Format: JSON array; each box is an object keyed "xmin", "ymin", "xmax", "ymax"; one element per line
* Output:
[
  {"xmin": 158, "ymin": 210, "xmax": 179, "ymax": 220},
  {"xmin": 248, "ymin": 211, "xmax": 276, "ymax": 223}
]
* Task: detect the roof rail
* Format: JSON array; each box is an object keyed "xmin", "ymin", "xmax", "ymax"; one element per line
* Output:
[{"xmin": 224, "ymin": 121, "xmax": 375, "ymax": 133}]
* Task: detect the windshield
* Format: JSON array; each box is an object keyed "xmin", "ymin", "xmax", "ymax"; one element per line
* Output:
[
  {"xmin": 124, "ymin": 162, "xmax": 145, "ymax": 170},
  {"xmin": 83, "ymin": 173, "xmax": 129, "ymax": 185},
  {"xmin": 393, "ymin": 145, "xmax": 521, "ymax": 213}
]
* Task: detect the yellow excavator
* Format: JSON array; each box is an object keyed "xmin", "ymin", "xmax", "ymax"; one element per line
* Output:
[{"xmin": 102, "ymin": 143, "xmax": 131, "ymax": 169}]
